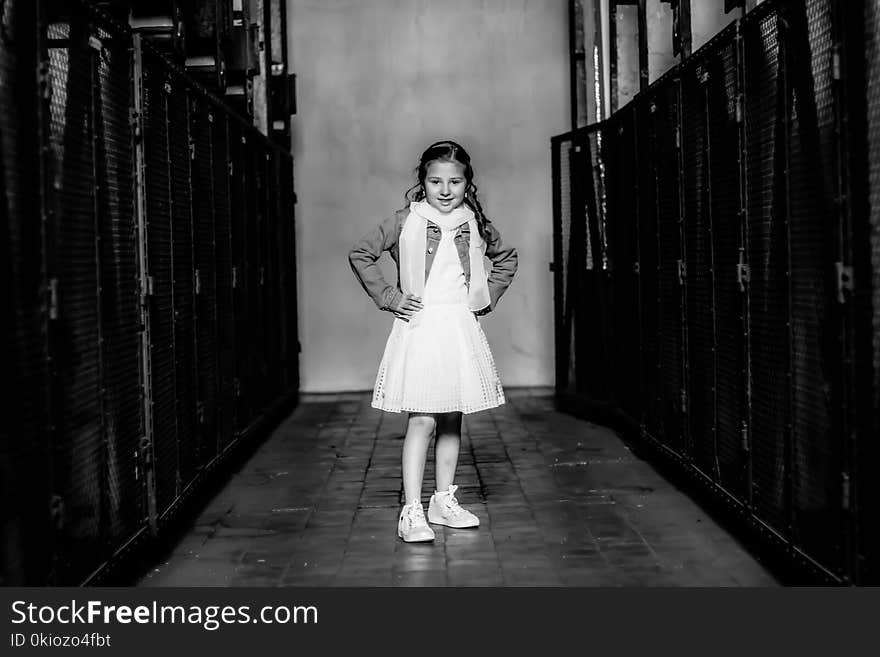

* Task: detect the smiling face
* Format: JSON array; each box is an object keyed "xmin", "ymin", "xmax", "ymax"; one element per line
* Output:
[{"xmin": 423, "ymin": 160, "xmax": 467, "ymax": 214}]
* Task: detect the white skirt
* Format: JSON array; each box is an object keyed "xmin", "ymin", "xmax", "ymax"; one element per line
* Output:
[{"xmin": 372, "ymin": 302, "xmax": 505, "ymax": 415}]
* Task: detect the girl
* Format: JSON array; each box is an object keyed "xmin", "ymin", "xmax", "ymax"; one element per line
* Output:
[{"xmin": 348, "ymin": 140, "xmax": 518, "ymax": 542}]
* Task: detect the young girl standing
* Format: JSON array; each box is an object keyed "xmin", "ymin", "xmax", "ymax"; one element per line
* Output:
[{"xmin": 348, "ymin": 140, "xmax": 518, "ymax": 542}]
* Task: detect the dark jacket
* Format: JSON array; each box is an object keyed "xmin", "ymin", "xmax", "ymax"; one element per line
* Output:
[{"xmin": 348, "ymin": 206, "xmax": 518, "ymax": 316}]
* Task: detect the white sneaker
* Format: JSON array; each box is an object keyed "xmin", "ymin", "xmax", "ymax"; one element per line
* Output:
[
  {"xmin": 397, "ymin": 501, "xmax": 435, "ymax": 542},
  {"xmin": 427, "ymin": 485, "xmax": 480, "ymax": 528}
]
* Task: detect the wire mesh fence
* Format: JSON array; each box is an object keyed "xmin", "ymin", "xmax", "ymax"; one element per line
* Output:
[
  {"xmin": 551, "ymin": 0, "xmax": 878, "ymax": 584},
  {"xmin": 1, "ymin": 0, "xmax": 299, "ymax": 585},
  {"xmin": 1, "ymin": 0, "xmax": 54, "ymax": 587}
]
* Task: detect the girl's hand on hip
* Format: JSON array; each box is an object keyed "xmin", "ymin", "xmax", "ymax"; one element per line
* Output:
[{"xmin": 392, "ymin": 294, "xmax": 423, "ymax": 322}]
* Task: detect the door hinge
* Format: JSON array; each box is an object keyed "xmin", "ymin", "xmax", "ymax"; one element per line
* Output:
[
  {"xmin": 741, "ymin": 421, "xmax": 749, "ymax": 451},
  {"xmin": 633, "ymin": 261, "xmax": 640, "ymax": 275},
  {"xmin": 677, "ymin": 259, "xmax": 686, "ymax": 284},
  {"xmin": 680, "ymin": 388, "xmax": 687, "ymax": 414},
  {"xmin": 48, "ymin": 277, "xmax": 59, "ymax": 320},
  {"xmin": 130, "ymin": 108, "xmax": 142, "ymax": 139},
  {"xmin": 49, "ymin": 495, "xmax": 64, "ymax": 531},
  {"xmin": 38, "ymin": 60, "xmax": 51, "ymax": 99},
  {"xmin": 197, "ymin": 401, "xmax": 205, "ymax": 424},
  {"xmin": 145, "ymin": 275, "xmax": 155, "ymax": 296},
  {"xmin": 194, "ymin": 268, "xmax": 201, "ymax": 294},
  {"xmin": 139, "ymin": 436, "xmax": 152, "ymax": 466},
  {"xmin": 737, "ymin": 249, "xmax": 750, "ymax": 292},
  {"xmin": 260, "ymin": 266, "xmax": 265, "ymax": 286},
  {"xmin": 234, "ymin": 377, "xmax": 241, "ymax": 397},
  {"xmin": 842, "ymin": 472, "xmax": 850, "ymax": 511},
  {"xmin": 232, "ymin": 266, "xmax": 238, "ymax": 289},
  {"xmin": 835, "ymin": 261, "xmax": 853, "ymax": 303}
]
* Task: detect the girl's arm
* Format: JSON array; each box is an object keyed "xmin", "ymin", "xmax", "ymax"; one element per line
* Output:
[
  {"xmin": 348, "ymin": 213, "xmax": 404, "ymax": 311},
  {"xmin": 478, "ymin": 221, "xmax": 518, "ymax": 314}
]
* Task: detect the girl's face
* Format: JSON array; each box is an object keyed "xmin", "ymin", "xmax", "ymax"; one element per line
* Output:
[{"xmin": 423, "ymin": 160, "xmax": 467, "ymax": 214}]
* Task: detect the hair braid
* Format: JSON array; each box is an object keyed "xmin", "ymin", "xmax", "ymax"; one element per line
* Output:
[{"xmin": 464, "ymin": 184, "xmax": 490, "ymax": 242}]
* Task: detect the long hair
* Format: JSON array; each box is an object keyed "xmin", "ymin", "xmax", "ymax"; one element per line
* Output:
[{"xmin": 404, "ymin": 140, "xmax": 490, "ymax": 240}]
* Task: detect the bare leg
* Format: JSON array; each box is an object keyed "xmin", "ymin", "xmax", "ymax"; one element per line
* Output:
[
  {"xmin": 402, "ymin": 414, "xmax": 436, "ymax": 504},
  {"xmin": 434, "ymin": 411, "xmax": 463, "ymax": 492}
]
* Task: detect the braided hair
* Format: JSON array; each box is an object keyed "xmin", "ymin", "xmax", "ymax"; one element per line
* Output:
[{"xmin": 404, "ymin": 140, "xmax": 490, "ymax": 241}]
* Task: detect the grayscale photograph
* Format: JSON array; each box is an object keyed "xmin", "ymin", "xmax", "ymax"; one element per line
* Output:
[{"xmin": 1, "ymin": 0, "xmax": 878, "ymax": 598}]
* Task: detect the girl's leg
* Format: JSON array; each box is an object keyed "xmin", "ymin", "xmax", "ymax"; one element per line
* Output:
[
  {"xmin": 402, "ymin": 413, "xmax": 436, "ymax": 504},
  {"xmin": 434, "ymin": 411, "xmax": 463, "ymax": 492}
]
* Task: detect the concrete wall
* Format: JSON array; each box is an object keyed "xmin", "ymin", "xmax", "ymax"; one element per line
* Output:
[
  {"xmin": 647, "ymin": 0, "xmax": 676, "ymax": 84},
  {"xmin": 692, "ymin": 0, "xmax": 741, "ymax": 52},
  {"xmin": 615, "ymin": 4, "xmax": 639, "ymax": 108},
  {"xmin": 287, "ymin": 0, "xmax": 569, "ymax": 392}
]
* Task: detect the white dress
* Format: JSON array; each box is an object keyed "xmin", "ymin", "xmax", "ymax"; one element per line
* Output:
[{"xmin": 372, "ymin": 226, "xmax": 505, "ymax": 414}]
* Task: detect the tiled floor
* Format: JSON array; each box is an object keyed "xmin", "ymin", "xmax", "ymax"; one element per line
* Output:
[{"xmin": 138, "ymin": 388, "xmax": 779, "ymax": 587}]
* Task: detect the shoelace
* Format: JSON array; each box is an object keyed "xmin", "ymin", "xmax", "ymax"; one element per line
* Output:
[
  {"xmin": 406, "ymin": 503, "xmax": 428, "ymax": 527},
  {"xmin": 439, "ymin": 485, "xmax": 465, "ymax": 517}
]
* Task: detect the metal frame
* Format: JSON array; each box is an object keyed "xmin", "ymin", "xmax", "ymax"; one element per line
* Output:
[
  {"xmin": 551, "ymin": 0, "xmax": 874, "ymax": 584},
  {"xmin": 1, "ymin": 0, "xmax": 299, "ymax": 585}
]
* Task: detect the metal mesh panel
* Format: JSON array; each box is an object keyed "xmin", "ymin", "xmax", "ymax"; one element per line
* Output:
[
  {"xmin": 228, "ymin": 121, "xmax": 250, "ymax": 430},
  {"xmin": 270, "ymin": 155, "xmax": 289, "ymax": 390},
  {"xmin": 1, "ymin": 0, "xmax": 52, "ymax": 585},
  {"xmin": 681, "ymin": 60, "xmax": 716, "ymax": 478},
  {"xmin": 247, "ymin": 143, "xmax": 271, "ymax": 409},
  {"xmin": 600, "ymin": 121, "xmax": 619, "ymax": 390},
  {"xmin": 190, "ymin": 97, "xmax": 219, "ymax": 466},
  {"xmin": 587, "ymin": 131, "xmax": 606, "ymax": 270},
  {"xmin": 268, "ymin": 150, "xmax": 283, "ymax": 401},
  {"xmin": 141, "ymin": 53, "xmax": 178, "ymax": 515},
  {"xmin": 551, "ymin": 0, "xmax": 877, "ymax": 583},
  {"xmin": 637, "ymin": 99, "xmax": 660, "ymax": 440},
  {"xmin": 2, "ymin": 3, "xmax": 300, "ymax": 584},
  {"xmin": 784, "ymin": 0, "xmax": 843, "ymax": 571},
  {"xmin": 279, "ymin": 154, "xmax": 299, "ymax": 393},
  {"xmin": 621, "ymin": 112, "xmax": 641, "ymax": 423},
  {"xmin": 582, "ymin": 131, "xmax": 611, "ymax": 402},
  {"xmin": 742, "ymin": 3, "xmax": 789, "ymax": 534},
  {"xmin": 655, "ymin": 83, "xmax": 686, "ymax": 455},
  {"xmin": 167, "ymin": 79, "xmax": 197, "ymax": 495},
  {"xmin": 261, "ymin": 149, "xmax": 278, "ymax": 401},
  {"xmin": 706, "ymin": 36, "xmax": 748, "ymax": 499},
  {"xmin": 604, "ymin": 110, "xmax": 640, "ymax": 420},
  {"xmin": 860, "ymin": 0, "xmax": 880, "ymax": 585},
  {"xmin": 556, "ymin": 138, "xmax": 574, "ymax": 393},
  {"xmin": 211, "ymin": 110, "xmax": 236, "ymax": 451},
  {"xmin": 93, "ymin": 19, "xmax": 144, "ymax": 548},
  {"xmin": 568, "ymin": 139, "xmax": 591, "ymax": 399},
  {"xmin": 48, "ymin": 11, "xmax": 104, "ymax": 580}
]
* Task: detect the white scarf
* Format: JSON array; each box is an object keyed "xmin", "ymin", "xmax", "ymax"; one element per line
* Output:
[{"xmin": 399, "ymin": 200, "xmax": 491, "ymax": 311}]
